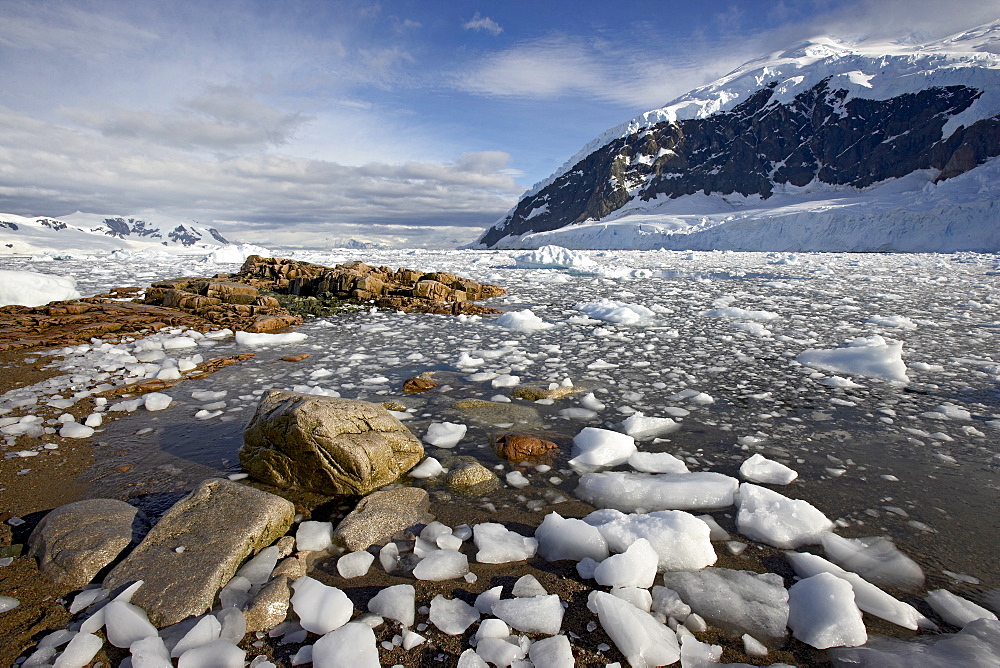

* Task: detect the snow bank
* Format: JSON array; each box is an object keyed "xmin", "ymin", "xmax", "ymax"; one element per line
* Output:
[{"xmin": 0, "ymin": 270, "xmax": 80, "ymax": 307}]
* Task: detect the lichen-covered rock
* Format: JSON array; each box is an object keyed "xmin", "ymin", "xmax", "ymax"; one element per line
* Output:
[
  {"xmin": 102, "ymin": 478, "xmax": 295, "ymax": 628},
  {"xmin": 332, "ymin": 487, "xmax": 432, "ymax": 551},
  {"xmin": 240, "ymin": 390, "xmax": 425, "ymax": 495},
  {"xmin": 446, "ymin": 458, "xmax": 500, "ymax": 493},
  {"xmin": 28, "ymin": 499, "xmax": 148, "ymax": 591}
]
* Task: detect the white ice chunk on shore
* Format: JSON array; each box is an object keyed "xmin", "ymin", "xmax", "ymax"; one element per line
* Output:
[
  {"xmin": 492, "ymin": 594, "xmax": 565, "ymax": 635},
  {"xmin": 739, "ymin": 453, "xmax": 798, "ymax": 485},
  {"xmin": 528, "ymin": 634, "xmax": 575, "ymax": 668},
  {"xmin": 787, "ymin": 572, "xmax": 867, "ymax": 649},
  {"xmin": 785, "ymin": 550, "xmax": 934, "ymax": 630},
  {"xmin": 52, "ymin": 632, "xmax": 103, "ymax": 668},
  {"xmin": 926, "ymin": 589, "xmax": 998, "ymax": 628},
  {"xmin": 59, "ymin": 422, "xmax": 95, "ymax": 439},
  {"xmin": 474, "ymin": 523, "xmax": 537, "ymax": 563},
  {"xmin": 576, "ymin": 471, "xmax": 739, "ymax": 512},
  {"xmin": 0, "ymin": 270, "xmax": 80, "ymax": 307},
  {"xmin": 569, "ymin": 427, "xmax": 637, "ymax": 468},
  {"xmin": 234, "ymin": 331, "xmax": 308, "ymax": 346},
  {"xmin": 586, "ymin": 509, "xmax": 717, "ymax": 572},
  {"xmin": 495, "ymin": 309, "xmax": 554, "ymax": 331},
  {"xmin": 103, "ymin": 600, "xmax": 158, "ymax": 648},
  {"xmin": 820, "ymin": 533, "xmax": 924, "ymax": 590},
  {"xmin": 797, "ymin": 335, "xmax": 908, "ymax": 382},
  {"xmin": 628, "ymin": 451, "xmax": 689, "ymax": 474},
  {"xmin": 828, "ymin": 618, "xmax": 1000, "ymax": 666},
  {"xmin": 367, "ymin": 584, "xmax": 415, "ymax": 627},
  {"xmin": 429, "ymin": 595, "xmax": 479, "ymax": 635},
  {"xmin": 593, "ymin": 538, "xmax": 658, "ymax": 588},
  {"xmin": 736, "ymin": 483, "xmax": 833, "ymax": 549},
  {"xmin": 312, "ymin": 623, "xmax": 380, "ymax": 668},
  {"xmin": 535, "ymin": 512, "xmax": 610, "ymax": 563},
  {"xmin": 413, "ymin": 549, "xmax": 469, "ymax": 581},
  {"xmin": 289, "ymin": 577, "xmax": 353, "ymax": 635},
  {"xmin": 295, "ymin": 521, "xmax": 333, "ymax": 552},
  {"xmin": 408, "ymin": 456, "xmax": 444, "ymax": 479},
  {"xmin": 144, "ymin": 392, "xmax": 172, "ymax": 412},
  {"xmin": 587, "ymin": 591, "xmax": 680, "ymax": 667},
  {"xmin": 621, "ymin": 413, "xmax": 680, "ymax": 439},
  {"xmin": 662, "ymin": 568, "xmax": 789, "ymax": 640},
  {"xmin": 424, "ymin": 422, "xmax": 467, "ymax": 448},
  {"xmin": 337, "ymin": 550, "xmax": 374, "ymax": 578}
]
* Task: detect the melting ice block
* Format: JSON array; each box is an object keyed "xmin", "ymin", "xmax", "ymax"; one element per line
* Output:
[
  {"xmin": 103, "ymin": 601, "xmax": 158, "ymax": 648},
  {"xmin": 585, "ymin": 508, "xmax": 716, "ymax": 571},
  {"xmin": 575, "ymin": 471, "xmax": 739, "ymax": 512},
  {"xmin": 587, "ymin": 591, "xmax": 680, "ymax": 667},
  {"xmin": 621, "ymin": 414, "xmax": 680, "ymax": 439},
  {"xmin": 788, "ymin": 572, "xmax": 867, "ymax": 649},
  {"xmin": 311, "ymin": 623, "xmax": 380, "ymax": 668},
  {"xmin": 176, "ymin": 639, "xmax": 245, "ymax": 667},
  {"xmin": 535, "ymin": 512, "xmax": 610, "ymax": 563},
  {"xmin": 796, "ymin": 335, "xmax": 908, "ymax": 382},
  {"xmin": 829, "ymin": 618, "xmax": 1000, "ymax": 666},
  {"xmin": 593, "ymin": 539, "xmax": 658, "ymax": 588},
  {"xmin": 527, "ymin": 635, "xmax": 575, "ymax": 668},
  {"xmin": 820, "ymin": 533, "xmax": 924, "ymax": 590},
  {"xmin": 662, "ymin": 568, "xmax": 789, "ymax": 640},
  {"xmin": 289, "ymin": 577, "xmax": 353, "ymax": 635},
  {"xmin": 473, "ymin": 523, "xmax": 538, "ymax": 564},
  {"xmin": 739, "ymin": 453, "xmax": 798, "ymax": 485},
  {"xmin": 628, "ymin": 451, "xmax": 689, "ymax": 474},
  {"xmin": 295, "ymin": 521, "xmax": 333, "ymax": 552},
  {"xmin": 495, "ymin": 309, "xmax": 555, "ymax": 331},
  {"xmin": 424, "ymin": 422, "xmax": 467, "ymax": 448},
  {"xmin": 429, "ymin": 595, "xmax": 479, "ymax": 635},
  {"xmin": 337, "ymin": 550, "xmax": 375, "ymax": 578},
  {"xmin": 367, "ymin": 584, "xmax": 416, "ymax": 627},
  {"xmin": 413, "ymin": 549, "xmax": 469, "ymax": 581},
  {"xmin": 492, "ymin": 594, "xmax": 565, "ymax": 635},
  {"xmin": 785, "ymin": 550, "xmax": 934, "ymax": 631},
  {"xmin": 736, "ymin": 483, "xmax": 833, "ymax": 549},
  {"xmin": 926, "ymin": 589, "xmax": 998, "ymax": 628},
  {"xmin": 569, "ymin": 427, "xmax": 637, "ymax": 468}
]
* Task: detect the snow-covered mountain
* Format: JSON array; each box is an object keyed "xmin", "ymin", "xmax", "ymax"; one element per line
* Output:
[
  {"xmin": 475, "ymin": 22, "xmax": 1000, "ymax": 251},
  {"xmin": 0, "ymin": 211, "xmax": 233, "ymax": 255}
]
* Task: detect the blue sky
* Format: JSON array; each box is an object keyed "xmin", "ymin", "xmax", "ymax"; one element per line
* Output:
[{"xmin": 1, "ymin": 0, "xmax": 997, "ymax": 247}]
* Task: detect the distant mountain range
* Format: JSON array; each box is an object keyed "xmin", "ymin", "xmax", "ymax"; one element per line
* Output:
[
  {"xmin": 0, "ymin": 212, "xmax": 233, "ymax": 255},
  {"xmin": 475, "ymin": 22, "xmax": 1000, "ymax": 252}
]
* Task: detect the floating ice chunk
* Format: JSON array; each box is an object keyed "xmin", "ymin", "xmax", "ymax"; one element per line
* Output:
[
  {"xmin": 579, "ymin": 392, "xmax": 606, "ymax": 411},
  {"xmin": 739, "ymin": 454, "xmax": 798, "ymax": 485},
  {"xmin": 662, "ymin": 568, "xmax": 789, "ymax": 640},
  {"xmin": 129, "ymin": 635, "xmax": 171, "ymax": 667},
  {"xmin": 312, "ymin": 623, "xmax": 379, "ymax": 668},
  {"xmin": 926, "ymin": 589, "xmax": 998, "ymax": 628},
  {"xmin": 797, "ymin": 335, "xmax": 908, "ymax": 382},
  {"xmin": 628, "ymin": 451, "xmax": 689, "ymax": 474},
  {"xmin": 621, "ymin": 413, "xmax": 680, "ymax": 439},
  {"xmin": 234, "ymin": 331, "xmax": 308, "ymax": 346},
  {"xmin": 52, "ymin": 633, "xmax": 103, "ymax": 668},
  {"xmin": 424, "ymin": 422, "xmax": 466, "ymax": 448},
  {"xmin": 493, "ymin": 594, "xmax": 565, "ymax": 635},
  {"xmin": 575, "ymin": 299, "xmax": 656, "ymax": 325},
  {"xmin": 788, "ymin": 572, "xmax": 867, "ymax": 649},
  {"xmin": 473, "ymin": 523, "xmax": 537, "ymax": 563},
  {"xmin": 103, "ymin": 601, "xmax": 158, "ymax": 648},
  {"xmin": 170, "ymin": 615, "xmax": 222, "ymax": 657},
  {"xmin": 820, "ymin": 533, "xmax": 924, "ymax": 590},
  {"xmin": 569, "ymin": 427, "xmax": 637, "ymax": 468},
  {"xmin": 295, "ymin": 521, "xmax": 333, "ymax": 552},
  {"xmin": 429, "ymin": 595, "xmax": 479, "ymax": 635},
  {"xmin": 337, "ymin": 550, "xmax": 375, "ymax": 578},
  {"xmin": 368, "ymin": 584, "xmax": 415, "ymax": 627},
  {"xmin": 409, "ymin": 456, "xmax": 444, "ymax": 479},
  {"xmin": 587, "ymin": 591, "xmax": 680, "ymax": 667},
  {"xmin": 535, "ymin": 512, "xmax": 610, "ymax": 563},
  {"xmin": 585, "ymin": 509, "xmax": 716, "ymax": 572},
  {"xmin": 924, "ymin": 403, "xmax": 973, "ymax": 420},
  {"xmin": 819, "ymin": 375, "xmax": 863, "ymax": 388},
  {"xmin": 505, "ymin": 470, "xmax": 530, "ymax": 488},
  {"xmin": 192, "ymin": 390, "xmax": 227, "ymax": 402},
  {"xmin": 785, "ymin": 550, "xmax": 933, "ymax": 630},
  {"xmin": 731, "ymin": 321, "xmax": 772, "ymax": 336},
  {"xmin": 491, "ymin": 374, "xmax": 520, "ymax": 387},
  {"xmin": 867, "ymin": 315, "xmax": 917, "ymax": 329},
  {"xmin": 528, "ymin": 634, "xmax": 575, "ymax": 668},
  {"xmin": 828, "ymin": 618, "xmax": 1000, "ymax": 666},
  {"xmin": 515, "ymin": 245, "xmax": 596, "ymax": 269},
  {"xmin": 413, "ymin": 549, "xmax": 469, "ymax": 581},
  {"xmin": 289, "ymin": 577, "xmax": 353, "ymax": 634},
  {"xmin": 576, "ymin": 472, "xmax": 739, "ymax": 512},
  {"xmin": 736, "ymin": 483, "xmax": 832, "ymax": 549},
  {"xmin": 59, "ymin": 422, "xmax": 94, "ymax": 439},
  {"xmin": 495, "ymin": 309, "xmax": 554, "ymax": 331},
  {"xmin": 143, "ymin": 392, "xmax": 172, "ymax": 412},
  {"xmin": 702, "ymin": 306, "xmax": 778, "ymax": 320},
  {"xmin": 593, "ymin": 538, "xmax": 658, "ymax": 588}
]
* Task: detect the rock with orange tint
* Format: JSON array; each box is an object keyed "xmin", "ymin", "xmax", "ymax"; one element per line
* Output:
[
  {"xmin": 403, "ymin": 374, "xmax": 438, "ymax": 394},
  {"xmin": 495, "ymin": 434, "xmax": 559, "ymax": 463}
]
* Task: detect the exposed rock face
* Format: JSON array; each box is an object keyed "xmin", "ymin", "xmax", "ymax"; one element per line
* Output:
[
  {"xmin": 332, "ymin": 487, "xmax": 432, "ymax": 551},
  {"xmin": 240, "ymin": 390, "xmax": 425, "ymax": 495},
  {"xmin": 479, "ymin": 80, "xmax": 1000, "ymax": 248},
  {"xmin": 143, "ymin": 277, "xmax": 301, "ymax": 333},
  {"xmin": 243, "ymin": 575, "xmax": 291, "ymax": 633},
  {"xmin": 102, "ymin": 478, "xmax": 295, "ymax": 627},
  {"xmin": 403, "ymin": 373, "xmax": 438, "ymax": 394},
  {"xmin": 495, "ymin": 434, "xmax": 559, "ymax": 464},
  {"xmin": 28, "ymin": 499, "xmax": 148, "ymax": 591},
  {"xmin": 445, "ymin": 459, "xmax": 499, "ymax": 493}
]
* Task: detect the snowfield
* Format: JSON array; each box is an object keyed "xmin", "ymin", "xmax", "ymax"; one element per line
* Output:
[{"xmin": 2, "ymin": 246, "xmax": 999, "ymax": 665}]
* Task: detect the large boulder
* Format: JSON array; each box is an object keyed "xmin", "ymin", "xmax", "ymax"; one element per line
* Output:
[
  {"xmin": 28, "ymin": 499, "xmax": 148, "ymax": 591},
  {"xmin": 102, "ymin": 478, "xmax": 294, "ymax": 627},
  {"xmin": 332, "ymin": 487, "xmax": 432, "ymax": 551},
  {"xmin": 240, "ymin": 391, "xmax": 425, "ymax": 495}
]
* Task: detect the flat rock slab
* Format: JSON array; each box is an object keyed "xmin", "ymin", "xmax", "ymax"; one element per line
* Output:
[
  {"xmin": 102, "ymin": 478, "xmax": 294, "ymax": 628},
  {"xmin": 28, "ymin": 498, "xmax": 148, "ymax": 591},
  {"xmin": 333, "ymin": 487, "xmax": 432, "ymax": 551},
  {"xmin": 240, "ymin": 391, "xmax": 425, "ymax": 495}
]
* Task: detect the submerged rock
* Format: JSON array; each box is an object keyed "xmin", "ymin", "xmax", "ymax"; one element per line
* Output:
[
  {"xmin": 102, "ymin": 478, "xmax": 295, "ymax": 627},
  {"xmin": 494, "ymin": 434, "xmax": 559, "ymax": 463},
  {"xmin": 240, "ymin": 390, "xmax": 425, "ymax": 495},
  {"xmin": 332, "ymin": 487, "xmax": 433, "ymax": 551},
  {"xmin": 28, "ymin": 499, "xmax": 148, "ymax": 591}
]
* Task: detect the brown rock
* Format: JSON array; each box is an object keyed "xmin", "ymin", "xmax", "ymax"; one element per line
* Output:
[
  {"xmin": 403, "ymin": 374, "xmax": 438, "ymax": 394},
  {"xmin": 332, "ymin": 487, "xmax": 433, "ymax": 551},
  {"xmin": 495, "ymin": 434, "xmax": 559, "ymax": 463},
  {"xmin": 281, "ymin": 353, "xmax": 311, "ymax": 362},
  {"xmin": 513, "ymin": 384, "xmax": 578, "ymax": 401},
  {"xmin": 243, "ymin": 575, "xmax": 291, "ymax": 633}
]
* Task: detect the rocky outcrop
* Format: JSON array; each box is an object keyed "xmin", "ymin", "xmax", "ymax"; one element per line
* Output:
[
  {"xmin": 331, "ymin": 487, "xmax": 432, "ymax": 551},
  {"xmin": 240, "ymin": 391, "xmax": 425, "ymax": 495},
  {"xmin": 28, "ymin": 499, "xmax": 148, "ymax": 591},
  {"xmin": 102, "ymin": 478, "xmax": 295, "ymax": 628},
  {"xmin": 143, "ymin": 277, "xmax": 301, "ymax": 333}
]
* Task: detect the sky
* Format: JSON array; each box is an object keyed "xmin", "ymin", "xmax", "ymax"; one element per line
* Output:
[{"xmin": 1, "ymin": 0, "xmax": 998, "ymax": 248}]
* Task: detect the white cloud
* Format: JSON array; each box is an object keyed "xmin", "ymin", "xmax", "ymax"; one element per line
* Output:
[{"xmin": 464, "ymin": 13, "xmax": 503, "ymax": 36}]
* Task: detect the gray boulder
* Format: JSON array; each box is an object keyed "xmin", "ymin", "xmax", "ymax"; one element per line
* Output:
[
  {"xmin": 240, "ymin": 390, "xmax": 425, "ymax": 495},
  {"xmin": 332, "ymin": 487, "xmax": 432, "ymax": 551},
  {"xmin": 102, "ymin": 478, "xmax": 294, "ymax": 627},
  {"xmin": 28, "ymin": 498, "xmax": 147, "ymax": 591}
]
